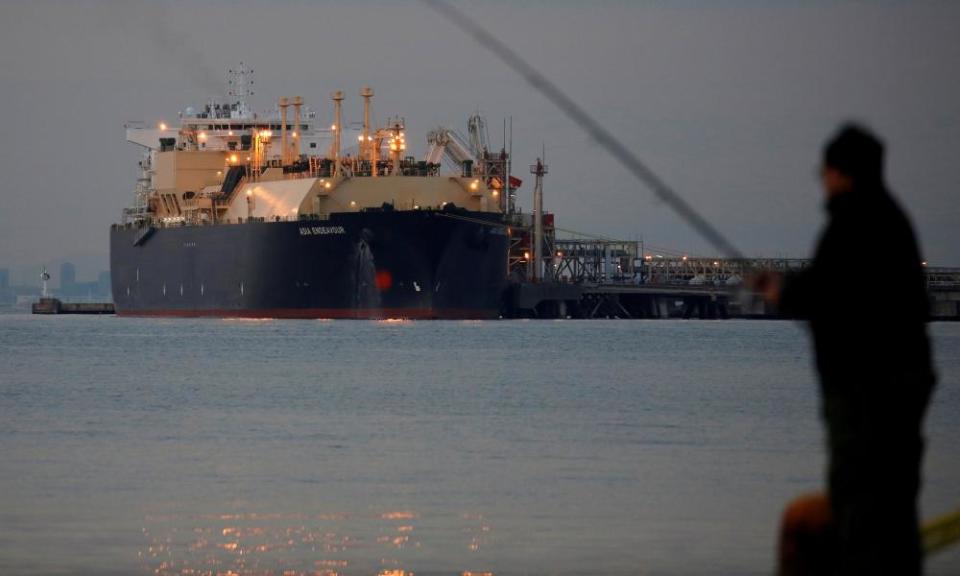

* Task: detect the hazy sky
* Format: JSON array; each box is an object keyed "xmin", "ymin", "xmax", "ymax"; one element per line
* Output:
[{"xmin": 1, "ymin": 0, "xmax": 958, "ymax": 282}]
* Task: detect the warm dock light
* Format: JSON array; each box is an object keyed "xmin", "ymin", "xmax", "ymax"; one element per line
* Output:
[
  {"xmin": 229, "ymin": 154, "xmax": 238, "ymax": 163},
  {"xmin": 324, "ymin": 181, "xmax": 332, "ymax": 189},
  {"xmin": 358, "ymin": 135, "xmax": 365, "ymax": 142},
  {"xmin": 198, "ymin": 131, "xmax": 208, "ymax": 140},
  {"xmin": 331, "ymin": 124, "xmax": 337, "ymax": 130},
  {"xmin": 228, "ymin": 130, "xmax": 234, "ymax": 136},
  {"xmin": 246, "ymin": 189, "xmax": 253, "ymax": 196},
  {"xmin": 470, "ymin": 179, "xmax": 480, "ymax": 190},
  {"xmin": 350, "ymin": 200, "xmax": 357, "ymax": 207},
  {"xmin": 291, "ymin": 132, "xmax": 298, "ymax": 138},
  {"xmin": 492, "ymin": 190, "xmax": 499, "ymax": 197},
  {"xmin": 557, "ymin": 251, "xmax": 563, "ymax": 257},
  {"xmin": 158, "ymin": 122, "xmax": 167, "ymax": 131},
  {"xmin": 260, "ymin": 130, "xmax": 272, "ymax": 139},
  {"xmin": 682, "ymin": 255, "xmax": 688, "ymax": 261},
  {"xmin": 523, "ymin": 251, "xmax": 530, "ymax": 260}
]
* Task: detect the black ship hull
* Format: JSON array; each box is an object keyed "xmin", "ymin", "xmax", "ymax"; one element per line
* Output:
[{"xmin": 110, "ymin": 210, "xmax": 509, "ymax": 319}]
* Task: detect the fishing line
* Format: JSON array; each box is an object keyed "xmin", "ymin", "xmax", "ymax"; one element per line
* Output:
[{"xmin": 420, "ymin": 0, "xmax": 745, "ymax": 260}]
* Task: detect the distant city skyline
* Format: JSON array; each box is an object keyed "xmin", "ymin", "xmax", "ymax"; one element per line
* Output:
[
  {"xmin": 0, "ymin": 259, "xmax": 109, "ymax": 292},
  {"xmin": 1, "ymin": 1, "xmax": 959, "ymax": 267}
]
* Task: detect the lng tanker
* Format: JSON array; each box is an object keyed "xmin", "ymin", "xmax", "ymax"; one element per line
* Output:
[{"xmin": 111, "ymin": 65, "xmax": 524, "ymax": 319}]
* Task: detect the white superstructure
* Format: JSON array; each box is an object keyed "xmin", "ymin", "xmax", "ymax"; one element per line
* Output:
[{"xmin": 120, "ymin": 65, "xmax": 515, "ymax": 228}]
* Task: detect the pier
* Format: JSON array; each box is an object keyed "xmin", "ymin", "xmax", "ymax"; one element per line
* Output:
[
  {"xmin": 503, "ymin": 238, "xmax": 960, "ymax": 320},
  {"xmin": 32, "ymin": 298, "xmax": 115, "ymax": 315}
]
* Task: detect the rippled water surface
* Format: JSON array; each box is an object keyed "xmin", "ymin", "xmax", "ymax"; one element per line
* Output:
[{"xmin": 1, "ymin": 315, "xmax": 958, "ymax": 575}]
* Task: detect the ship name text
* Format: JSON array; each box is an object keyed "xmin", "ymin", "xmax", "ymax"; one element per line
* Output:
[{"xmin": 300, "ymin": 226, "xmax": 346, "ymax": 236}]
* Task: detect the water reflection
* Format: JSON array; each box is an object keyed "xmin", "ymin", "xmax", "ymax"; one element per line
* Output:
[{"xmin": 141, "ymin": 510, "xmax": 493, "ymax": 576}]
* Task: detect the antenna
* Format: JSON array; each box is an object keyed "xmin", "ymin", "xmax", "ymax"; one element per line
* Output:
[{"xmin": 420, "ymin": 0, "xmax": 744, "ymax": 259}]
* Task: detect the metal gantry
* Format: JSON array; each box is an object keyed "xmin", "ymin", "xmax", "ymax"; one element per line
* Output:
[
  {"xmin": 553, "ymin": 239, "xmax": 640, "ymax": 284},
  {"xmin": 550, "ymin": 238, "xmax": 814, "ymax": 286}
]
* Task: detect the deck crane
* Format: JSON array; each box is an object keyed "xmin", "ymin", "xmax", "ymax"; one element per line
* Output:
[
  {"xmin": 424, "ymin": 126, "xmax": 475, "ymax": 172},
  {"xmin": 425, "ymin": 113, "xmax": 521, "ymax": 214}
]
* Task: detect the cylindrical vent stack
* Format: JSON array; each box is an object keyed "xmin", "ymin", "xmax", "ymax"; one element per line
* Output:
[
  {"xmin": 279, "ymin": 97, "xmax": 289, "ymax": 166},
  {"xmin": 292, "ymin": 96, "xmax": 303, "ymax": 162},
  {"xmin": 331, "ymin": 91, "xmax": 344, "ymax": 176},
  {"xmin": 360, "ymin": 86, "xmax": 375, "ymax": 177}
]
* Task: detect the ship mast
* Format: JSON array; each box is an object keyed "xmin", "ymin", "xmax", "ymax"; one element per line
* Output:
[{"xmin": 530, "ymin": 157, "xmax": 548, "ymax": 282}]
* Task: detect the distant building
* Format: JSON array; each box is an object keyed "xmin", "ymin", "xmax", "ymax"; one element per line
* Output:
[
  {"xmin": 0, "ymin": 268, "xmax": 10, "ymax": 305},
  {"xmin": 60, "ymin": 262, "xmax": 76, "ymax": 291},
  {"xmin": 97, "ymin": 271, "xmax": 111, "ymax": 299}
]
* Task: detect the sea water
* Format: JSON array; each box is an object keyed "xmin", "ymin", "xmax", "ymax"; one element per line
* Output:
[{"xmin": 1, "ymin": 315, "xmax": 958, "ymax": 575}]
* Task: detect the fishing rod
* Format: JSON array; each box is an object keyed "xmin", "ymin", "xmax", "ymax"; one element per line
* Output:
[{"xmin": 419, "ymin": 0, "xmax": 746, "ymax": 260}]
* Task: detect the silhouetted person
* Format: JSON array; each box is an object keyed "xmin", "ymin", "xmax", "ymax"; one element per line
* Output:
[{"xmin": 758, "ymin": 124, "xmax": 936, "ymax": 575}]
